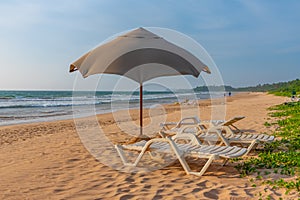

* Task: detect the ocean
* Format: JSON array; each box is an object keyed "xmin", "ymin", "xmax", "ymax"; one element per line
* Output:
[{"xmin": 0, "ymin": 90, "xmax": 223, "ymax": 126}]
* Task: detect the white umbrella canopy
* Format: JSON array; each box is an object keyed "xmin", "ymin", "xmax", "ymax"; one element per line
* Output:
[{"xmin": 70, "ymin": 27, "xmax": 211, "ymax": 136}]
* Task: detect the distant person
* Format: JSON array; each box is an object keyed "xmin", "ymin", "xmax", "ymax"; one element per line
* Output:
[
  {"xmin": 228, "ymin": 91, "xmax": 232, "ymax": 96},
  {"xmin": 291, "ymin": 90, "xmax": 296, "ymax": 101}
]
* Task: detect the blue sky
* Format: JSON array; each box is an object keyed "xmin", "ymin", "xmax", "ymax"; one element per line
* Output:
[{"xmin": 0, "ymin": 0, "xmax": 299, "ymax": 90}]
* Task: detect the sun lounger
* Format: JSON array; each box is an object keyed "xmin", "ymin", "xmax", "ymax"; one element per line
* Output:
[
  {"xmin": 161, "ymin": 116, "xmax": 245, "ymax": 133},
  {"xmin": 180, "ymin": 99, "xmax": 198, "ymax": 106},
  {"xmin": 202, "ymin": 116, "xmax": 245, "ymax": 133},
  {"xmin": 176, "ymin": 126, "xmax": 259, "ymax": 155},
  {"xmin": 201, "ymin": 116, "xmax": 275, "ymax": 145},
  {"xmin": 161, "ymin": 116, "xmax": 274, "ymax": 155},
  {"xmin": 115, "ymin": 133, "xmax": 247, "ymax": 177},
  {"xmin": 188, "ymin": 126, "xmax": 274, "ymax": 155},
  {"xmin": 160, "ymin": 116, "xmax": 205, "ymax": 134}
]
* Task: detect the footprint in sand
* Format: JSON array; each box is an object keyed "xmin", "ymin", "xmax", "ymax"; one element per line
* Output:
[
  {"xmin": 124, "ymin": 177, "xmax": 135, "ymax": 183},
  {"xmin": 203, "ymin": 189, "xmax": 219, "ymax": 199},
  {"xmin": 119, "ymin": 194, "xmax": 134, "ymax": 200}
]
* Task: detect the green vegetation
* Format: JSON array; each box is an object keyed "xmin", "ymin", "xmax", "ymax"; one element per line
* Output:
[
  {"xmin": 194, "ymin": 79, "xmax": 300, "ymax": 95},
  {"xmin": 193, "ymin": 85, "xmax": 234, "ymax": 92},
  {"xmin": 235, "ymin": 101, "xmax": 300, "ymax": 194},
  {"xmin": 268, "ymin": 79, "xmax": 300, "ymax": 96},
  {"xmin": 263, "ymin": 178, "xmax": 300, "ymax": 195}
]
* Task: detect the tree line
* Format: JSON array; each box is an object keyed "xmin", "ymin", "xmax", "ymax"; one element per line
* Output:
[{"xmin": 194, "ymin": 79, "xmax": 300, "ymax": 96}]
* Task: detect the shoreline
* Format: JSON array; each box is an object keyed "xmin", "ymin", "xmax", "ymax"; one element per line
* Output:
[
  {"xmin": 0, "ymin": 90, "xmax": 243, "ymax": 127},
  {"xmin": 0, "ymin": 91, "xmax": 248, "ymax": 128},
  {"xmin": 0, "ymin": 92, "xmax": 250, "ymax": 145}
]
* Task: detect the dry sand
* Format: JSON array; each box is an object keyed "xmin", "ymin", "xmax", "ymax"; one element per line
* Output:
[{"xmin": 0, "ymin": 92, "xmax": 297, "ymax": 199}]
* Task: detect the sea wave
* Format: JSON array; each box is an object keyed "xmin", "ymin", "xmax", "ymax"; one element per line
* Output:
[
  {"xmin": 0, "ymin": 92, "xmax": 193, "ymax": 109},
  {"xmin": 0, "ymin": 101, "xmax": 103, "ymax": 109}
]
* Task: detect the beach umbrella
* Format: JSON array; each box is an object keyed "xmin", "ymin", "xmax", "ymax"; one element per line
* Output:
[{"xmin": 69, "ymin": 27, "xmax": 211, "ymax": 136}]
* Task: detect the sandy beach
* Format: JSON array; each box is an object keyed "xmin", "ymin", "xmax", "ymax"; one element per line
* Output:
[{"xmin": 1, "ymin": 92, "xmax": 297, "ymax": 199}]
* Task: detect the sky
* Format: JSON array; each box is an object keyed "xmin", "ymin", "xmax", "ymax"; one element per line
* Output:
[{"xmin": 0, "ymin": 0, "xmax": 299, "ymax": 90}]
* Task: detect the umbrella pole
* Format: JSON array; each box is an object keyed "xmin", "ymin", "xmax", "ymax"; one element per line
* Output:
[{"xmin": 140, "ymin": 84, "xmax": 143, "ymax": 136}]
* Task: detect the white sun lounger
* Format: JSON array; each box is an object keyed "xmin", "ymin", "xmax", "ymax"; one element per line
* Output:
[
  {"xmin": 174, "ymin": 126, "xmax": 258, "ymax": 156},
  {"xmin": 115, "ymin": 134, "xmax": 247, "ymax": 177},
  {"xmin": 161, "ymin": 116, "xmax": 245, "ymax": 134},
  {"xmin": 202, "ymin": 116, "xmax": 246, "ymax": 133},
  {"xmin": 160, "ymin": 116, "xmax": 274, "ymax": 155},
  {"xmin": 200, "ymin": 116, "xmax": 275, "ymax": 145}
]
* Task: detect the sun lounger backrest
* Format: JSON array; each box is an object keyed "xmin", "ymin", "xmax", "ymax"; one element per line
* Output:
[{"xmin": 222, "ymin": 116, "xmax": 245, "ymax": 126}]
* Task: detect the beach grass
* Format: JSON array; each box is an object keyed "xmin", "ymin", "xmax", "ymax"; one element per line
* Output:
[{"xmin": 235, "ymin": 101, "xmax": 300, "ymax": 195}]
